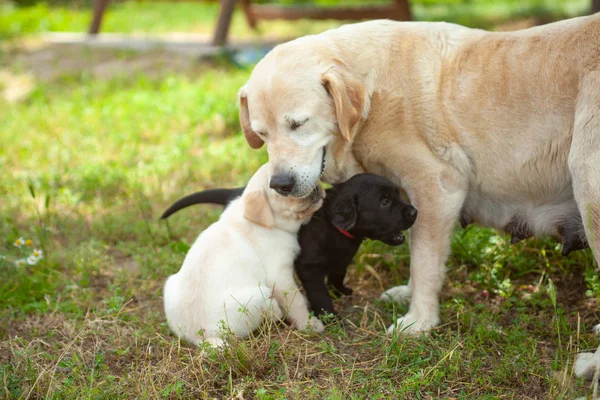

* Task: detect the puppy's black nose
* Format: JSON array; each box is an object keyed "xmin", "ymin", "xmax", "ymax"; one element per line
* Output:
[
  {"xmin": 269, "ymin": 175, "xmax": 295, "ymax": 196},
  {"xmin": 404, "ymin": 206, "xmax": 418, "ymax": 222}
]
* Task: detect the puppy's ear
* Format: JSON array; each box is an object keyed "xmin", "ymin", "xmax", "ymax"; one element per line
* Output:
[
  {"xmin": 331, "ymin": 195, "xmax": 357, "ymax": 231},
  {"xmin": 238, "ymin": 85, "xmax": 264, "ymax": 149},
  {"xmin": 321, "ymin": 66, "xmax": 367, "ymax": 142},
  {"xmin": 243, "ymin": 189, "xmax": 275, "ymax": 229}
]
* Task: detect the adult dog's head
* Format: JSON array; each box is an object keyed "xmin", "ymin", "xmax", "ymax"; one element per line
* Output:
[
  {"xmin": 238, "ymin": 37, "xmax": 370, "ymax": 198},
  {"xmin": 242, "ymin": 163, "xmax": 326, "ymax": 231}
]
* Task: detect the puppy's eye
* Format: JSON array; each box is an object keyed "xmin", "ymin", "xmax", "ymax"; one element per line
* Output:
[{"xmin": 381, "ymin": 198, "xmax": 391, "ymax": 208}]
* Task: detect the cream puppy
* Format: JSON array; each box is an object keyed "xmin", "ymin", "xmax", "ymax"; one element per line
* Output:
[{"xmin": 163, "ymin": 164, "xmax": 325, "ymax": 347}]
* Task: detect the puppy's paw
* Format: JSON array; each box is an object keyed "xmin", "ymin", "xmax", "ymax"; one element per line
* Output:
[
  {"xmin": 379, "ymin": 285, "xmax": 411, "ymax": 304},
  {"xmin": 386, "ymin": 313, "xmax": 439, "ymax": 335},
  {"xmin": 269, "ymin": 301, "xmax": 285, "ymax": 321},
  {"xmin": 592, "ymin": 323, "xmax": 600, "ymax": 335},
  {"xmin": 203, "ymin": 337, "xmax": 225, "ymax": 348},
  {"xmin": 330, "ymin": 285, "xmax": 353, "ymax": 298},
  {"xmin": 338, "ymin": 286, "xmax": 353, "ymax": 296},
  {"xmin": 306, "ymin": 316, "xmax": 325, "ymax": 333}
]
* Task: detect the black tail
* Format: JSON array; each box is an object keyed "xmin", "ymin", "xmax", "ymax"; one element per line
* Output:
[{"xmin": 160, "ymin": 187, "xmax": 246, "ymax": 219}]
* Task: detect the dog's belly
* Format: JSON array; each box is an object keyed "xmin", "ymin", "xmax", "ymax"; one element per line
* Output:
[
  {"xmin": 461, "ymin": 183, "xmax": 580, "ymax": 240},
  {"xmin": 459, "ymin": 116, "xmax": 580, "ymax": 240}
]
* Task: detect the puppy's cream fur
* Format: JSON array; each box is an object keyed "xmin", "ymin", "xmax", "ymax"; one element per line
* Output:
[
  {"xmin": 163, "ymin": 164, "xmax": 325, "ymax": 346},
  {"xmin": 239, "ymin": 16, "xmax": 600, "ymax": 333}
]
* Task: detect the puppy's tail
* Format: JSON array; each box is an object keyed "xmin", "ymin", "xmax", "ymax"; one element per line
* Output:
[{"xmin": 160, "ymin": 187, "xmax": 246, "ymax": 219}]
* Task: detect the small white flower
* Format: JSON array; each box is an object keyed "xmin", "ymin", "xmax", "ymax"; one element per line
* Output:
[
  {"xmin": 13, "ymin": 237, "xmax": 25, "ymax": 248},
  {"xmin": 27, "ymin": 255, "xmax": 38, "ymax": 265},
  {"xmin": 31, "ymin": 249, "xmax": 43, "ymax": 260},
  {"xmin": 15, "ymin": 259, "xmax": 27, "ymax": 267}
]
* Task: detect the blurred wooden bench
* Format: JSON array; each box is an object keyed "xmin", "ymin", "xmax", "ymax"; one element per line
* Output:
[
  {"xmin": 88, "ymin": 0, "xmax": 412, "ymax": 46},
  {"xmin": 212, "ymin": 0, "xmax": 412, "ymax": 45},
  {"xmin": 89, "ymin": 0, "xmax": 600, "ymax": 45}
]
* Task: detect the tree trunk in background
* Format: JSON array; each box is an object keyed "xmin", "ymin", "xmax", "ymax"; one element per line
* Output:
[{"xmin": 593, "ymin": 0, "xmax": 600, "ymax": 14}]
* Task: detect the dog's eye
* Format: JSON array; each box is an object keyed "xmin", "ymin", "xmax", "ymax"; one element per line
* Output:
[
  {"xmin": 289, "ymin": 118, "xmax": 308, "ymax": 131},
  {"xmin": 381, "ymin": 198, "xmax": 391, "ymax": 208}
]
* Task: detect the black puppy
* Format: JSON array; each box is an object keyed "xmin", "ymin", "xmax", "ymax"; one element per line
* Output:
[{"xmin": 161, "ymin": 174, "xmax": 418, "ymax": 317}]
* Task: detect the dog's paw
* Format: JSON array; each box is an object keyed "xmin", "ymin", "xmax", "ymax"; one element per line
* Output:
[
  {"xmin": 379, "ymin": 285, "xmax": 412, "ymax": 304},
  {"xmin": 338, "ymin": 286, "xmax": 353, "ymax": 296},
  {"xmin": 269, "ymin": 301, "xmax": 285, "ymax": 321},
  {"xmin": 574, "ymin": 349, "xmax": 600, "ymax": 380},
  {"xmin": 203, "ymin": 337, "xmax": 225, "ymax": 348},
  {"xmin": 330, "ymin": 285, "xmax": 353, "ymax": 297},
  {"xmin": 386, "ymin": 313, "xmax": 439, "ymax": 335},
  {"xmin": 592, "ymin": 323, "xmax": 600, "ymax": 335},
  {"xmin": 306, "ymin": 316, "xmax": 325, "ymax": 333}
]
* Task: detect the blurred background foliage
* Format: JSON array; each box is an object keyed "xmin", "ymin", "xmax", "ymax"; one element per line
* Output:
[{"xmin": 0, "ymin": 0, "xmax": 591, "ymax": 39}]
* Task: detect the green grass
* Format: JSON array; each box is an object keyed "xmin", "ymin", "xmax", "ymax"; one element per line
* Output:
[{"xmin": 2, "ymin": 1, "xmax": 600, "ymax": 398}]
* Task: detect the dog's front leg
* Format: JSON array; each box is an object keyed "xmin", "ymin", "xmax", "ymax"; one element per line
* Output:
[
  {"xmin": 570, "ymin": 71, "xmax": 600, "ymax": 262},
  {"xmin": 383, "ymin": 169, "xmax": 467, "ymax": 334},
  {"xmin": 271, "ymin": 270, "xmax": 325, "ymax": 333},
  {"xmin": 295, "ymin": 263, "xmax": 336, "ymax": 316},
  {"xmin": 568, "ymin": 72, "xmax": 600, "ymax": 352}
]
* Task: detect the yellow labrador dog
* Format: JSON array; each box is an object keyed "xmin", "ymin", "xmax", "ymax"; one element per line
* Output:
[{"xmin": 238, "ymin": 15, "xmax": 600, "ymax": 334}]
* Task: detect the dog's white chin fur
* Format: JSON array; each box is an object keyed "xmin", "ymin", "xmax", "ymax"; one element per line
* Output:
[
  {"xmin": 267, "ymin": 144, "xmax": 328, "ymax": 198},
  {"xmin": 291, "ymin": 148, "xmax": 325, "ymax": 197}
]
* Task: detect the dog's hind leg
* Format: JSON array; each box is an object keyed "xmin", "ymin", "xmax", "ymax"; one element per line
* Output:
[
  {"xmin": 569, "ymin": 71, "xmax": 600, "ymax": 263},
  {"xmin": 328, "ymin": 266, "xmax": 353, "ymax": 297}
]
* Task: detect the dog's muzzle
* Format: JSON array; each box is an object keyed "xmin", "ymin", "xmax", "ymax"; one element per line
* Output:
[
  {"xmin": 385, "ymin": 206, "xmax": 418, "ymax": 246},
  {"xmin": 269, "ymin": 147, "xmax": 327, "ymax": 197},
  {"xmin": 391, "ymin": 232, "xmax": 406, "ymax": 245},
  {"xmin": 269, "ymin": 174, "xmax": 296, "ymax": 196},
  {"xmin": 404, "ymin": 206, "xmax": 418, "ymax": 224}
]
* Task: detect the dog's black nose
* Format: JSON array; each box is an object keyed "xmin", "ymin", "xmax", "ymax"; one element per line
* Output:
[
  {"xmin": 269, "ymin": 175, "xmax": 296, "ymax": 196},
  {"xmin": 404, "ymin": 206, "xmax": 418, "ymax": 222}
]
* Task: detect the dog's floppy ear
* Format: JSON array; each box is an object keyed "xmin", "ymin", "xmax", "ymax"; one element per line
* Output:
[
  {"xmin": 238, "ymin": 85, "xmax": 264, "ymax": 149},
  {"xmin": 321, "ymin": 66, "xmax": 366, "ymax": 142},
  {"xmin": 243, "ymin": 189, "xmax": 275, "ymax": 229},
  {"xmin": 331, "ymin": 195, "xmax": 357, "ymax": 231}
]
